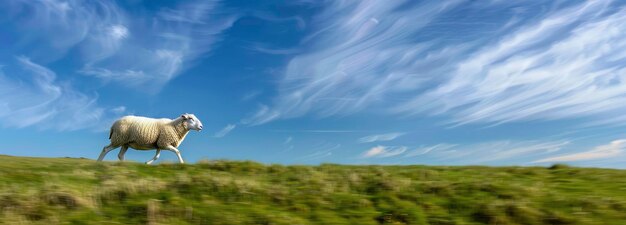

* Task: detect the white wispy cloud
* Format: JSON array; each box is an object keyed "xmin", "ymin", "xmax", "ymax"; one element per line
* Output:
[
  {"xmin": 362, "ymin": 146, "xmax": 407, "ymax": 158},
  {"xmin": 0, "ymin": 57, "xmax": 125, "ymax": 131},
  {"xmin": 245, "ymin": 0, "xmax": 626, "ymax": 128},
  {"xmin": 358, "ymin": 132, "xmax": 405, "ymax": 143},
  {"xmin": 281, "ymin": 136, "xmax": 294, "ymax": 152},
  {"xmin": 248, "ymin": 11, "xmax": 306, "ymax": 30},
  {"xmin": 249, "ymin": 45, "xmax": 301, "ymax": 55},
  {"xmin": 297, "ymin": 143, "xmax": 340, "ymax": 161},
  {"xmin": 243, "ymin": 0, "xmax": 462, "ymax": 125},
  {"xmin": 81, "ymin": 1, "xmax": 239, "ymax": 91},
  {"xmin": 404, "ymin": 144, "xmax": 458, "ymax": 157},
  {"xmin": 2, "ymin": 0, "xmax": 238, "ymax": 91},
  {"xmin": 214, "ymin": 124, "xmax": 236, "ymax": 138},
  {"xmin": 403, "ymin": 140, "xmax": 570, "ymax": 165},
  {"xmin": 268, "ymin": 129, "xmax": 367, "ymax": 133},
  {"xmin": 458, "ymin": 140, "xmax": 569, "ymax": 164},
  {"xmin": 401, "ymin": 0, "xmax": 626, "ymax": 126},
  {"xmin": 108, "ymin": 25, "xmax": 129, "ymax": 40},
  {"xmin": 533, "ymin": 139, "xmax": 626, "ymax": 163},
  {"xmin": 241, "ymin": 104, "xmax": 280, "ymax": 126},
  {"xmin": 241, "ymin": 90, "xmax": 262, "ymax": 101},
  {"xmin": 110, "ymin": 106, "xmax": 127, "ymax": 114},
  {"xmin": 1, "ymin": 0, "xmax": 127, "ymax": 62},
  {"xmin": 284, "ymin": 136, "xmax": 293, "ymax": 145}
]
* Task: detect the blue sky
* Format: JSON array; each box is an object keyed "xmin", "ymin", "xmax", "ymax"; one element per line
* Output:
[{"xmin": 1, "ymin": 0, "xmax": 626, "ymax": 168}]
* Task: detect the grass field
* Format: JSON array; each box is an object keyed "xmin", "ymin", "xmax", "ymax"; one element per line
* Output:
[{"xmin": 0, "ymin": 155, "xmax": 625, "ymax": 224}]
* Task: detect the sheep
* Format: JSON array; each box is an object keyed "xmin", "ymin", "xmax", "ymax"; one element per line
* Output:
[{"xmin": 97, "ymin": 113, "xmax": 203, "ymax": 164}]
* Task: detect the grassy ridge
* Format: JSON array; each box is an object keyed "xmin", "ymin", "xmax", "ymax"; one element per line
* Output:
[{"xmin": 0, "ymin": 155, "xmax": 625, "ymax": 224}]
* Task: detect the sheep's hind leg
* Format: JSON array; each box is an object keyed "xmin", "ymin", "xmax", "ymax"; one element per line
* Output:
[
  {"xmin": 146, "ymin": 149, "xmax": 161, "ymax": 165},
  {"xmin": 97, "ymin": 144, "xmax": 119, "ymax": 162},
  {"xmin": 118, "ymin": 145, "xmax": 128, "ymax": 161},
  {"xmin": 165, "ymin": 146, "xmax": 185, "ymax": 164}
]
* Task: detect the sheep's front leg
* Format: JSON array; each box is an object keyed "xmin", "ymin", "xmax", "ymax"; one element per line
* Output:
[
  {"xmin": 97, "ymin": 144, "xmax": 119, "ymax": 162},
  {"xmin": 165, "ymin": 146, "xmax": 185, "ymax": 164},
  {"xmin": 146, "ymin": 149, "xmax": 161, "ymax": 165}
]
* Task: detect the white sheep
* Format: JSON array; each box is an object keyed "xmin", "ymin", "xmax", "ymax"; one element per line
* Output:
[{"xmin": 97, "ymin": 113, "xmax": 203, "ymax": 164}]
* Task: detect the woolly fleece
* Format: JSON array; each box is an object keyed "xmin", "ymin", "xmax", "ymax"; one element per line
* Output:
[{"xmin": 109, "ymin": 116, "xmax": 189, "ymax": 150}]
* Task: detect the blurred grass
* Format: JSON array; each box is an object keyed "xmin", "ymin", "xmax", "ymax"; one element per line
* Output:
[{"xmin": 0, "ymin": 155, "xmax": 625, "ymax": 224}]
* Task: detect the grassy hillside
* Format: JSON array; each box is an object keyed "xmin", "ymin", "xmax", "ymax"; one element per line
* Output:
[{"xmin": 0, "ymin": 155, "xmax": 625, "ymax": 225}]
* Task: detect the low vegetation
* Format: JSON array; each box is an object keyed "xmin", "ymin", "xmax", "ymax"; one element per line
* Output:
[{"xmin": 0, "ymin": 155, "xmax": 625, "ymax": 224}]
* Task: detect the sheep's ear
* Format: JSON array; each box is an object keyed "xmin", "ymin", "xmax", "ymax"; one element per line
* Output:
[{"xmin": 181, "ymin": 114, "xmax": 190, "ymax": 120}]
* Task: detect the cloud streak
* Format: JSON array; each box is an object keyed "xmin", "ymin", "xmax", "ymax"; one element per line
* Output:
[
  {"xmin": 534, "ymin": 139, "xmax": 626, "ymax": 163},
  {"xmin": 0, "ymin": 57, "xmax": 125, "ymax": 131},
  {"xmin": 358, "ymin": 132, "xmax": 404, "ymax": 143},
  {"xmin": 2, "ymin": 0, "xmax": 239, "ymax": 92},
  {"xmin": 80, "ymin": 1, "xmax": 239, "ymax": 91},
  {"xmin": 362, "ymin": 146, "xmax": 407, "ymax": 158},
  {"xmin": 401, "ymin": 140, "xmax": 570, "ymax": 165},
  {"xmin": 404, "ymin": 144, "xmax": 457, "ymax": 157},
  {"xmin": 244, "ymin": 0, "xmax": 463, "ymax": 125},
  {"xmin": 297, "ymin": 142, "xmax": 340, "ymax": 161},
  {"xmin": 214, "ymin": 124, "xmax": 236, "ymax": 138},
  {"xmin": 362, "ymin": 138, "xmax": 626, "ymax": 167},
  {"xmin": 245, "ymin": 0, "xmax": 626, "ymax": 128},
  {"xmin": 1, "ymin": 0, "xmax": 126, "ymax": 62},
  {"xmin": 404, "ymin": 0, "xmax": 626, "ymax": 126}
]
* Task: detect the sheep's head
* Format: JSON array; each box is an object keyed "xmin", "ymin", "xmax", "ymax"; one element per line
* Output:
[{"xmin": 181, "ymin": 113, "xmax": 203, "ymax": 131}]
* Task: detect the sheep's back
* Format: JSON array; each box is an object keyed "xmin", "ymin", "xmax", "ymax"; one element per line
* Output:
[{"xmin": 110, "ymin": 116, "xmax": 168, "ymax": 146}]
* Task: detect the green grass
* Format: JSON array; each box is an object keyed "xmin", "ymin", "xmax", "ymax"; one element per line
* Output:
[{"xmin": 0, "ymin": 155, "xmax": 625, "ymax": 224}]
